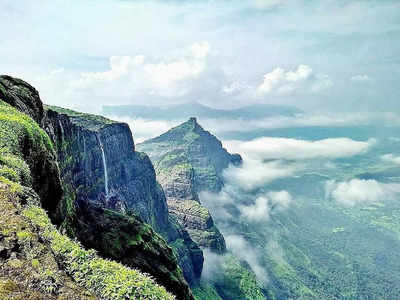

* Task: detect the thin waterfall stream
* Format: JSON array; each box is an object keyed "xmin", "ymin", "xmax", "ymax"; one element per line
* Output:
[{"xmin": 97, "ymin": 133, "xmax": 109, "ymax": 197}]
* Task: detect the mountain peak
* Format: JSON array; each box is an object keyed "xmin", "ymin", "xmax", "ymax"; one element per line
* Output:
[{"xmin": 188, "ymin": 116, "xmax": 197, "ymax": 124}]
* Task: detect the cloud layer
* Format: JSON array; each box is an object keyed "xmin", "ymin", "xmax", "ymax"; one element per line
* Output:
[
  {"xmin": 381, "ymin": 154, "xmax": 400, "ymax": 165},
  {"xmin": 223, "ymin": 137, "xmax": 375, "ymax": 160},
  {"xmin": 325, "ymin": 179, "xmax": 400, "ymax": 206}
]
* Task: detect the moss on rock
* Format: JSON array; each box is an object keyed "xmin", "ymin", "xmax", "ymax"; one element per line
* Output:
[{"xmin": 0, "ymin": 99, "xmax": 62, "ymax": 216}]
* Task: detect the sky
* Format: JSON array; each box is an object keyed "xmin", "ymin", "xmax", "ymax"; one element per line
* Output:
[{"xmin": 1, "ymin": 0, "xmax": 399, "ymax": 113}]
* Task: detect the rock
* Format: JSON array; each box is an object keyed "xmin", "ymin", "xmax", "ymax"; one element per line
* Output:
[
  {"xmin": 75, "ymin": 200, "xmax": 193, "ymax": 300},
  {"xmin": 0, "ymin": 183, "xmax": 97, "ymax": 300},
  {"xmin": 137, "ymin": 118, "xmax": 242, "ymax": 253},
  {"xmin": 0, "ymin": 75, "xmax": 44, "ymax": 126},
  {"xmin": 0, "ymin": 77, "xmax": 62, "ymax": 219},
  {"xmin": 44, "ymin": 105, "xmax": 203, "ymax": 290}
]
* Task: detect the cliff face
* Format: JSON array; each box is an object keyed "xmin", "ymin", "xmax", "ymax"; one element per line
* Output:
[
  {"xmin": 45, "ymin": 106, "xmax": 171, "ymax": 232},
  {"xmin": 44, "ymin": 106, "xmax": 203, "ymax": 292},
  {"xmin": 137, "ymin": 118, "xmax": 242, "ymax": 253},
  {"xmin": 0, "ymin": 75, "xmax": 198, "ymax": 300}
]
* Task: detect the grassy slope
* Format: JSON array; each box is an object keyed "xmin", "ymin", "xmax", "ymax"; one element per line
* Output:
[{"xmin": 0, "ymin": 100, "xmax": 174, "ymax": 300}]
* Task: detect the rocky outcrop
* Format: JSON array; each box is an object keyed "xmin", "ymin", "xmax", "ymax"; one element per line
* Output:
[
  {"xmin": 0, "ymin": 75, "xmax": 45, "ymax": 126},
  {"xmin": 0, "ymin": 76, "xmax": 62, "ymax": 219},
  {"xmin": 44, "ymin": 106, "xmax": 171, "ymax": 232},
  {"xmin": 137, "ymin": 117, "xmax": 242, "ymax": 253},
  {"xmin": 44, "ymin": 105, "xmax": 203, "ymax": 292},
  {"xmin": 0, "ymin": 182, "xmax": 97, "ymax": 300}
]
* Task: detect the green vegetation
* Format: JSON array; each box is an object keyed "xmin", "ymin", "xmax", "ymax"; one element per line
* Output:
[
  {"xmin": 0, "ymin": 100, "xmax": 53, "ymax": 157},
  {"xmin": 212, "ymin": 255, "xmax": 266, "ymax": 300},
  {"xmin": 45, "ymin": 105, "xmax": 116, "ymax": 130},
  {"xmin": 193, "ymin": 282, "xmax": 222, "ymax": 300},
  {"xmin": 24, "ymin": 205, "xmax": 175, "ymax": 300}
]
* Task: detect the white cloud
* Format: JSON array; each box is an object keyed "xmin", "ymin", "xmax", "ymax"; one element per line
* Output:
[
  {"xmin": 202, "ymin": 236, "xmax": 269, "ymax": 286},
  {"xmin": 325, "ymin": 179, "xmax": 400, "ymax": 206},
  {"xmin": 239, "ymin": 191, "xmax": 292, "ymax": 221},
  {"xmin": 105, "ymin": 115, "xmax": 181, "ymax": 144},
  {"xmin": 240, "ymin": 196, "xmax": 270, "ymax": 221},
  {"xmin": 70, "ymin": 41, "xmax": 211, "ymax": 99},
  {"xmin": 225, "ymin": 235, "xmax": 269, "ymax": 285},
  {"xmin": 350, "ymin": 74, "xmax": 373, "ymax": 83},
  {"xmin": 269, "ymin": 190, "xmax": 292, "ymax": 209},
  {"xmin": 199, "ymin": 112, "xmax": 400, "ymax": 134},
  {"xmin": 257, "ymin": 65, "xmax": 332, "ymax": 96},
  {"xmin": 223, "ymin": 137, "xmax": 375, "ymax": 161},
  {"xmin": 223, "ymin": 158, "xmax": 298, "ymax": 190},
  {"xmin": 252, "ymin": 0, "xmax": 287, "ymax": 10},
  {"xmin": 381, "ymin": 154, "xmax": 400, "ymax": 165},
  {"xmin": 201, "ymin": 249, "xmax": 224, "ymax": 281}
]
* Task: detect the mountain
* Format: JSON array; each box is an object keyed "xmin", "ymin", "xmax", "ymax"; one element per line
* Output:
[
  {"xmin": 137, "ymin": 117, "xmax": 241, "ymax": 252},
  {"xmin": 103, "ymin": 102, "xmax": 302, "ymax": 120},
  {"xmin": 0, "ymin": 75, "xmax": 195, "ymax": 300},
  {"xmin": 137, "ymin": 118, "xmax": 268, "ymax": 300}
]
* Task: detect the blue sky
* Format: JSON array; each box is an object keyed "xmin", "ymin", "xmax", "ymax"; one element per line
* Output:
[{"xmin": 1, "ymin": 0, "xmax": 399, "ymax": 113}]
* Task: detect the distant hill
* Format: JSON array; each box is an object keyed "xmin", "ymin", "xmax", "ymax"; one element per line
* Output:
[{"xmin": 103, "ymin": 102, "xmax": 302, "ymax": 120}]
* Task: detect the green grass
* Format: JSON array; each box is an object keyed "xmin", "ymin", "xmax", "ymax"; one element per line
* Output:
[
  {"xmin": 211, "ymin": 254, "xmax": 266, "ymax": 300},
  {"xmin": 23, "ymin": 205, "xmax": 175, "ymax": 300},
  {"xmin": 193, "ymin": 282, "xmax": 222, "ymax": 300},
  {"xmin": 0, "ymin": 101, "xmax": 53, "ymax": 154},
  {"xmin": 0, "ymin": 100, "xmax": 54, "ymax": 189},
  {"xmin": 46, "ymin": 105, "xmax": 116, "ymax": 130}
]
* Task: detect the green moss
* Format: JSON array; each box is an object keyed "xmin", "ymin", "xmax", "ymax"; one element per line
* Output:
[
  {"xmin": 0, "ymin": 175, "xmax": 22, "ymax": 193},
  {"xmin": 193, "ymin": 282, "xmax": 223, "ymax": 300},
  {"xmin": 22, "ymin": 204, "xmax": 175, "ymax": 299},
  {"xmin": 0, "ymin": 151, "xmax": 32, "ymax": 186},
  {"xmin": 0, "ymin": 165, "xmax": 18, "ymax": 182},
  {"xmin": 0, "ymin": 100, "xmax": 53, "ymax": 153},
  {"xmin": 31, "ymin": 259, "xmax": 40, "ymax": 268},
  {"xmin": 17, "ymin": 230, "xmax": 33, "ymax": 242},
  {"xmin": 0, "ymin": 280, "xmax": 19, "ymax": 298},
  {"xmin": 0, "ymin": 100, "xmax": 55, "ymax": 194}
]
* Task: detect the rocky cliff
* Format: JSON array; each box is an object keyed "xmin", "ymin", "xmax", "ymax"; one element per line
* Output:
[
  {"xmin": 137, "ymin": 118, "xmax": 242, "ymax": 253},
  {"xmin": 0, "ymin": 75, "xmax": 199, "ymax": 300},
  {"xmin": 44, "ymin": 105, "xmax": 203, "ymax": 293}
]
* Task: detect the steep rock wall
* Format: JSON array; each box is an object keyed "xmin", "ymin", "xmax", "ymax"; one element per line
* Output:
[{"xmin": 44, "ymin": 106, "xmax": 203, "ymax": 290}]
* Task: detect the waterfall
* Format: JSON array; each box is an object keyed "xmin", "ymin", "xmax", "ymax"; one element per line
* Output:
[
  {"xmin": 82, "ymin": 135, "xmax": 86, "ymax": 158},
  {"xmin": 58, "ymin": 120, "xmax": 64, "ymax": 140},
  {"xmin": 97, "ymin": 133, "xmax": 109, "ymax": 197}
]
